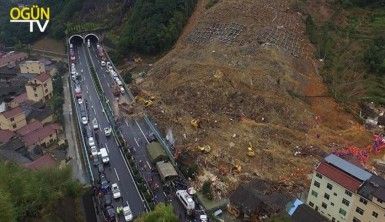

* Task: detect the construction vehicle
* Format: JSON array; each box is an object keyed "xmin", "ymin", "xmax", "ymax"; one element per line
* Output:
[
  {"xmin": 135, "ymin": 96, "xmax": 154, "ymax": 107},
  {"xmin": 191, "ymin": 119, "xmax": 199, "ymax": 129},
  {"xmin": 231, "ymin": 159, "xmax": 242, "ymax": 173},
  {"xmin": 247, "ymin": 142, "xmax": 255, "ymax": 157},
  {"xmin": 197, "ymin": 145, "xmax": 211, "ymax": 153}
]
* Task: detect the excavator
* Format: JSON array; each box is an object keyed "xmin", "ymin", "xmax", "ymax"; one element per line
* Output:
[
  {"xmin": 191, "ymin": 119, "xmax": 199, "ymax": 129},
  {"xmin": 247, "ymin": 142, "xmax": 256, "ymax": 157},
  {"xmin": 135, "ymin": 95, "xmax": 154, "ymax": 107},
  {"xmin": 197, "ymin": 145, "xmax": 211, "ymax": 153}
]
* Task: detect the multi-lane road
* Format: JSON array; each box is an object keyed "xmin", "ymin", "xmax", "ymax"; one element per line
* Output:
[{"xmin": 69, "ymin": 42, "xmax": 146, "ymax": 220}]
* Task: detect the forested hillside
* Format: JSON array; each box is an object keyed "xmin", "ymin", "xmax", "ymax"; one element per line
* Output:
[{"xmin": 0, "ymin": 162, "xmax": 83, "ymax": 222}]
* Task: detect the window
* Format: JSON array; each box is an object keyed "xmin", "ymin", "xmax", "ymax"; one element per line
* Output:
[
  {"xmin": 314, "ymin": 181, "xmax": 320, "ymax": 188},
  {"xmin": 378, "ymin": 198, "xmax": 383, "ymax": 204},
  {"xmin": 324, "ymin": 193, "xmax": 330, "ymax": 200},
  {"xmin": 327, "ymin": 183, "xmax": 333, "ymax": 190},
  {"xmin": 10, "ymin": 117, "xmax": 14, "ymax": 122},
  {"xmin": 356, "ymin": 207, "xmax": 364, "ymax": 215},
  {"xmin": 309, "ymin": 201, "xmax": 314, "ymax": 207},
  {"xmin": 353, "ymin": 217, "xmax": 361, "ymax": 222},
  {"xmin": 322, "ymin": 202, "xmax": 327, "ymax": 209},
  {"xmin": 311, "ymin": 190, "xmax": 318, "ymax": 197},
  {"xmin": 331, "ymin": 202, "xmax": 334, "ymax": 206},
  {"xmin": 12, "ymin": 124, "xmax": 16, "ymax": 129},
  {"xmin": 359, "ymin": 197, "xmax": 367, "ymax": 205},
  {"xmin": 339, "ymin": 208, "xmax": 346, "ymax": 216},
  {"xmin": 316, "ymin": 173, "xmax": 322, "ymax": 179},
  {"xmin": 45, "ymin": 89, "xmax": 48, "ymax": 93},
  {"xmin": 372, "ymin": 211, "xmax": 378, "ymax": 218},
  {"xmin": 345, "ymin": 190, "xmax": 352, "ymax": 196},
  {"xmin": 334, "ymin": 192, "xmax": 337, "ymax": 196},
  {"xmin": 342, "ymin": 198, "xmax": 350, "ymax": 206}
]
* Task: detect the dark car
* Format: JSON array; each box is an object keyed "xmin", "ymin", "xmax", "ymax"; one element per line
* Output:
[
  {"xmin": 92, "ymin": 155, "xmax": 101, "ymax": 166},
  {"xmin": 148, "ymin": 132, "xmax": 157, "ymax": 142},
  {"xmin": 103, "ymin": 205, "xmax": 116, "ymax": 222},
  {"xmin": 99, "ymin": 173, "xmax": 110, "ymax": 191},
  {"xmin": 98, "ymin": 163, "xmax": 104, "ymax": 173},
  {"xmin": 103, "ymin": 194, "xmax": 112, "ymax": 206}
]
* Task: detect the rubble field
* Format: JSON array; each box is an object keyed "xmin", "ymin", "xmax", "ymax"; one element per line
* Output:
[{"xmin": 135, "ymin": 0, "xmax": 371, "ymax": 196}]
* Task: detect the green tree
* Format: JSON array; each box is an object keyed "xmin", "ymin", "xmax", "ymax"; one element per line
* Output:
[
  {"xmin": 135, "ymin": 203, "xmax": 178, "ymax": 222},
  {"xmin": 201, "ymin": 180, "xmax": 213, "ymax": 200},
  {"xmin": 124, "ymin": 72, "xmax": 133, "ymax": 84},
  {"xmin": 365, "ymin": 37, "xmax": 385, "ymax": 76}
]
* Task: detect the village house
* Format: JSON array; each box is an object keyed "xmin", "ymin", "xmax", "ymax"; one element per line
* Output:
[
  {"xmin": 25, "ymin": 73, "xmax": 53, "ymax": 103},
  {"xmin": 21, "ymin": 123, "xmax": 61, "ymax": 150},
  {"xmin": 0, "ymin": 106, "xmax": 27, "ymax": 131},
  {"xmin": 0, "ymin": 51, "xmax": 28, "ymax": 68},
  {"xmin": 19, "ymin": 60, "xmax": 46, "ymax": 75}
]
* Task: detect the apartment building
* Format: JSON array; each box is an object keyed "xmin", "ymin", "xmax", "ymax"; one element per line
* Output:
[
  {"xmin": 307, "ymin": 154, "xmax": 385, "ymax": 222},
  {"xmin": 19, "ymin": 60, "xmax": 46, "ymax": 74},
  {"xmin": 0, "ymin": 106, "xmax": 27, "ymax": 131},
  {"xmin": 25, "ymin": 73, "xmax": 53, "ymax": 103},
  {"xmin": 0, "ymin": 51, "xmax": 27, "ymax": 68}
]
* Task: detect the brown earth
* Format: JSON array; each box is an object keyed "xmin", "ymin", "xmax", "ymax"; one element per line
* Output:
[{"xmin": 136, "ymin": 0, "xmax": 370, "ymax": 195}]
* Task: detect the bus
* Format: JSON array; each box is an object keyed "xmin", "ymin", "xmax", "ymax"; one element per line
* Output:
[{"xmin": 176, "ymin": 190, "xmax": 195, "ymax": 215}]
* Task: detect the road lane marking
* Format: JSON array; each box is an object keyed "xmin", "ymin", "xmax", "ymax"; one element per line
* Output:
[
  {"xmin": 134, "ymin": 137, "xmax": 140, "ymax": 147},
  {"xmin": 146, "ymin": 161, "xmax": 151, "ymax": 169},
  {"xmin": 135, "ymin": 121, "xmax": 149, "ymax": 143},
  {"xmin": 114, "ymin": 168, "xmax": 120, "ymax": 181},
  {"xmin": 105, "ymin": 143, "xmax": 109, "ymax": 153}
]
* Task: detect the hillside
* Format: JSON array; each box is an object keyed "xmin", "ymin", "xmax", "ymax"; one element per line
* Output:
[{"xmin": 138, "ymin": 0, "xmax": 370, "ymax": 194}]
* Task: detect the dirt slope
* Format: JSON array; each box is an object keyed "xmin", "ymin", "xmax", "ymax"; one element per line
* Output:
[{"xmin": 138, "ymin": 0, "xmax": 369, "ymax": 194}]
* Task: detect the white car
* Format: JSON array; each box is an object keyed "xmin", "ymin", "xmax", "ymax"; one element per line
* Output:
[
  {"xmin": 120, "ymin": 86, "xmax": 125, "ymax": 94},
  {"xmin": 92, "ymin": 118, "xmax": 98, "ymax": 130},
  {"xmin": 90, "ymin": 146, "xmax": 98, "ymax": 156},
  {"xmin": 111, "ymin": 183, "xmax": 121, "ymax": 199},
  {"xmin": 123, "ymin": 205, "xmax": 133, "ymax": 221},
  {"xmin": 101, "ymin": 61, "xmax": 106, "ymax": 66},
  {"xmin": 88, "ymin": 137, "xmax": 95, "ymax": 147},
  {"xmin": 81, "ymin": 116, "xmax": 88, "ymax": 125},
  {"xmin": 77, "ymin": 98, "xmax": 83, "ymax": 104},
  {"xmin": 104, "ymin": 127, "xmax": 112, "ymax": 136}
]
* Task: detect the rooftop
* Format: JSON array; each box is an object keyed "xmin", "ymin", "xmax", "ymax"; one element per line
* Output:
[
  {"xmin": 16, "ymin": 121, "xmax": 43, "ymax": 136},
  {"xmin": 291, "ymin": 204, "xmax": 328, "ymax": 222},
  {"xmin": 22, "ymin": 123, "xmax": 60, "ymax": 147},
  {"xmin": 358, "ymin": 174, "xmax": 385, "ymax": 202},
  {"xmin": 33, "ymin": 73, "xmax": 51, "ymax": 83},
  {"xmin": 23, "ymin": 154, "xmax": 56, "ymax": 170},
  {"xmin": 325, "ymin": 154, "xmax": 372, "ymax": 181},
  {"xmin": 0, "ymin": 130, "xmax": 15, "ymax": 144},
  {"xmin": 1, "ymin": 106, "xmax": 24, "ymax": 119},
  {"xmin": 316, "ymin": 162, "xmax": 363, "ymax": 191},
  {"xmin": 155, "ymin": 161, "xmax": 178, "ymax": 181},
  {"xmin": 146, "ymin": 142, "xmax": 167, "ymax": 163},
  {"xmin": 12, "ymin": 92, "xmax": 28, "ymax": 105}
]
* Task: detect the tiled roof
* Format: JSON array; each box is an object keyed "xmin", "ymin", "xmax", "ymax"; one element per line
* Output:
[
  {"xmin": 1, "ymin": 106, "xmax": 24, "ymax": 118},
  {"xmin": 0, "ymin": 130, "xmax": 15, "ymax": 143},
  {"xmin": 316, "ymin": 162, "xmax": 363, "ymax": 191},
  {"xmin": 23, "ymin": 154, "xmax": 56, "ymax": 170},
  {"xmin": 34, "ymin": 73, "xmax": 50, "ymax": 83},
  {"xmin": 16, "ymin": 121, "xmax": 43, "ymax": 136},
  {"xmin": 22, "ymin": 123, "xmax": 60, "ymax": 147},
  {"xmin": 12, "ymin": 92, "xmax": 28, "ymax": 104}
]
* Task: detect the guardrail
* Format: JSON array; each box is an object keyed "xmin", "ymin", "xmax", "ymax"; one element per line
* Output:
[{"xmin": 84, "ymin": 45, "xmax": 151, "ymax": 211}]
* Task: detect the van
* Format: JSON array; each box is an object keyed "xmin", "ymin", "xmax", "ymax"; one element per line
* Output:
[{"xmin": 99, "ymin": 148, "xmax": 109, "ymax": 164}]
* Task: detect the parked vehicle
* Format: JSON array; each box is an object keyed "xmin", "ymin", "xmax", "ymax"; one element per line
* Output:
[
  {"xmin": 77, "ymin": 98, "xmax": 83, "ymax": 104},
  {"xmin": 90, "ymin": 146, "xmax": 98, "ymax": 156},
  {"xmin": 101, "ymin": 61, "xmax": 106, "ymax": 66},
  {"xmin": 104, "ymin": 127, "xmax": 112, "ymax": 137},
  {"xmin": 103, "ymin": 205, "xmax": 116, "ymax": 222},
  {"xmin": 92, "ymin": 118, "xmax": 98, "ymax": 130},
  {"xmin": 81, "ymin": 116, "xmax": 88, "ymax": 125},
  {"xmin": 176, "ymin": 190, "xmax": 195, "ymax": 215},
  {"xmin": 99, "ymin": 148, "xmax": 109, "ymax": 164},
  {"xmin": 98, "ymin": 163, "xmax": 104, "ymax": 173},
  {"xmin": 99, "ymin": 173, "xmax": 110, "ymax": 190},
  {"xmin": 88, "ymin": 137, "xmax": 95, "ymax": 147},
  {"xmin": 111, "ymin": 183, "xmax": 121, "ymax": 199},
  {"xmin": 123, "ymin": 205, "xmax": 133, "ymax": 221},
  {"xmin": 103, "ymin": 193, "xmax": 112, "ymax": 206},
  {"xmin": 87, "ymin": 39, "xmax": 90, "ymax": 48}
]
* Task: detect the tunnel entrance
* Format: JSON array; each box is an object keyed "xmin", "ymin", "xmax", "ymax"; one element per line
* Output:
[
  {"xmin": 69, "ymin": 35, "xmax": 84, "ymax": 46},
  {"xmin": 84, "ymin": 33, "xmax": 99, "ymax": 46}
]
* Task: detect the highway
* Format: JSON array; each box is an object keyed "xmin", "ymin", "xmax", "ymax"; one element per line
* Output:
[
  {"xmin": 87, "ymin": 44, "xmax": 169, "ymax": 203},
  {"xmin": 69, "ymin": 42, "xmax": 146, "ymax": 220}
]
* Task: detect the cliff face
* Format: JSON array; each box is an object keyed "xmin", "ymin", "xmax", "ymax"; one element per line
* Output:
[{"xmin": 138, "ymin": 0, "xmax": 369, "ymax": 193}]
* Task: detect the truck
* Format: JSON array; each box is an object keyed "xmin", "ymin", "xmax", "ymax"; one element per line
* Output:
[{"xmin": 99, "ymin": 148, "xmax": 109, "ymax": 164}]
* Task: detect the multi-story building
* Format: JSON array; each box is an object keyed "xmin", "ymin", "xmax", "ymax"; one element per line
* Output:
[
  {"xmin": 0, "ymin": 106, "xmax": 27, "ymax": 131},
  {"xmin": 25, "ymin": 73, "xmax": 53, "ymax": 103},
  {"xmin": 306, "ymin": 154, "xmax": 385, "ymax": 222},
  {"xmin": 19, "ymin": 60, "xmax": 46, "ymax": 74}
]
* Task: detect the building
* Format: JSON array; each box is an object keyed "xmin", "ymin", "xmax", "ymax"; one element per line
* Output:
[
  {"xmin": 306, "ymin": 154, "xmax": 385, "ymax": 222},
  {"xmin": 228, "ymin": 179, "xmax": 290, "ymax": 220},
  {"xmin": 291, "ymin": 203, "xmax": 328, "ymax": 222},
  {"xmin": 0, "ymin": 106, "xmax": 27, "ymax": 131},
  {"xmin": 23, "ymin": 154, "xmax": 56, "ymax": 170},
  {"xmin": 0, "ymin": 130, "xmax": 15, "ymax": 144},
  {"xmin": 21, "ymin": 123, "xmax": 61, "ymax": 150},
  {"xmin": 8, "ymin": 92, "xmax": 28, "ymax": 109},
  {"xmin": 19, "ymin": 60, "xmax": 46, "ymax": 74},
  {"xmin": 25, "ymin": 73, "xmax": 53, "ymax": 103},
  {"xmin": 0, "ymin": 51, "xmax": 28, "ymax": 68}
]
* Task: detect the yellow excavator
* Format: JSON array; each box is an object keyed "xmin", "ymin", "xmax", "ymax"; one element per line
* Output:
[
  {"xmin": 197, "ymin": 145, "xmax": 211, "ymax": 153},
  {"xmin": 191, "ymin": 119, "xmax": 199, "ymax": 129},
  {"xmin": 247, "ymin": 142, "xmax": 255, "ymax": 157},
  {"xmin": 135, "ymin": 95, "xmax": 154, "ymax": 107}
]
